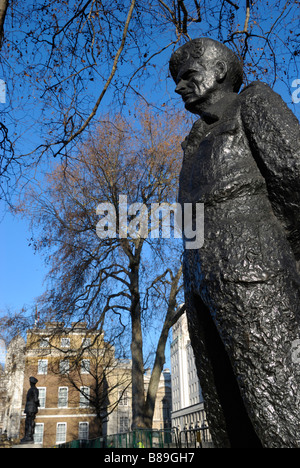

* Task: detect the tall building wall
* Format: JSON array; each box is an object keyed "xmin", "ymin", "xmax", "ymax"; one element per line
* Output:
[
  {"xmin": 2, "ymin": 336, "xmax": 26, "ymax": 439},
  {"xmin": 170, "ymin": 313, "xmax": 207, "ymax": 431}
]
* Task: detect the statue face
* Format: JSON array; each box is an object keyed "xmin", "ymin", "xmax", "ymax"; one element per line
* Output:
[{"xmin": 175, "ymin": 60, "xmax": 219, "ymax": 114}]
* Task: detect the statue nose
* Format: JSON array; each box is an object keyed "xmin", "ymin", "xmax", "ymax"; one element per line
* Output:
[{"xmin": 175, "ymin": 80, "xmax": 186, "ymax": 95}]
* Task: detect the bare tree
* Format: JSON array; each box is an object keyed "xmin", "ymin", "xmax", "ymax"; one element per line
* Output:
[
  {"xmin": 16, "ymin": 105, "xmax": 187, "ymax": 428},
  {"xmin": 0, "ymin": 0, "xmax": 298, "ymax": 200}
]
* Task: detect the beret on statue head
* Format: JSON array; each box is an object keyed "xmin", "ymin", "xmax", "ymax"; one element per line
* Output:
[{"xmin": 169, "ymin": 37, "xmax": 244, "ymax": 93}]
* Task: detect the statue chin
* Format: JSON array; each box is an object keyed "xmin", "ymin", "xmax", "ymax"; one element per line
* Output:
[{"xmin": 184, "ymin": 99, "xmax": 201, "ymax": 115}]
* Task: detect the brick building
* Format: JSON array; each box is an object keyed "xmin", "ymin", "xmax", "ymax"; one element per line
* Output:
[
  {"xmin": 21, "ymin": 322, "xmax": 117, "ymax": 447},
  {"xmin": 106, "ymin": 366, "xmax": 172, "ymax": 434},
  {"xmin": 1, "ymin": 322, "xmax": 172, "ymax": 447}
]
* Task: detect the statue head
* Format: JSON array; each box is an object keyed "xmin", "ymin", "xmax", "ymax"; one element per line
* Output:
[
  {"xmin": 169, "ymin": 38, "xmax": 243, "ymax": 114},
  {"xmin": 29, "ymin": 376, "xmax": 38, "ymax": 386}
]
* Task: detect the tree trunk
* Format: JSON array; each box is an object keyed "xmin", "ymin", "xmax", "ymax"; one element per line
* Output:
[
  {"xmin": 0, "ymin": 0, "xmax": 8, "ymax": 50},
  {"xmin": 143, "ymin": 323, "xmax": 169, "ymax": 429},
  {"xmin": 129, "ymin": 255, "xmax": 146, "ymax": 429},
  {"xmin": 144, "ymin": 268, "xmax": 184, "ymax": 428}
]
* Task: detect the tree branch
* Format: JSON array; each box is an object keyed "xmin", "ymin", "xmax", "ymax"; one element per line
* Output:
[
  {"xmin": 243, "ymin": 0, "xmax": 250, "ymax": 33},
  {"xmin": 55, "ymin": 0, "xmax": 136, "ymax": 156},
  {"xmin": 0, "ymin": 0, "xmax": 8, "ymax": 51},
  {"xmin": 224, "ymin": 0, "xmax": 239, "ymax": 10}
]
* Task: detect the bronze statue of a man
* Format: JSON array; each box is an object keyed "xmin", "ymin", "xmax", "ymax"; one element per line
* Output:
[
  {"xmin": 21, "ymin": 376, "xmax": 40, "ymax": 443},
  {"xmin": 170, "ymin": 38, "xmax": 300, "ymax": 448}
]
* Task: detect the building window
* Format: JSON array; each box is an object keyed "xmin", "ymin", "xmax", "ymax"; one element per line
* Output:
[
  {"xmin": 119, "ymin": 416, "xmax": 129, "ymax": 433},
  {"xmin": 34, "ymin": 423, "xmax": 44, "ymax": 444},
  {"xmin": 81, "ymin": 359, "xmax": 90, "ymax": 374},
  {"xmin": 37, "ymin": 388, "xmax": 46, "ymax": 409},
  {"xmin": 61, "ymin": 338, "xmax": 70, "ymax": 348},
  {"xmin": 79, "ymin": 387, "xmax": 90, "ymax": 408},
  {"xmin": 82, "ymin": 338, "xmax": 91, "ymax": 348},
  {"xmin": 38, "ymin": 359, "xmax": 48, "ymax": 375},
  {"xmin": 58, "ymin": 387, "xmax": 68, "ymax": 408},
  {"xmin": 79, "ymin": 422, "xmax": 89, "ymax": 440},
  {"xmin": 118, "ymin": 390, "xmax": 128, "ymax": 406},
  {"xmin": 59, "ymin": 360, "xmax": 70, "ymax": 375},
  {"xmin": 56, "ymin": 423, "xmax": 67, "ymax": 444},
  {"xmin": 162, "ymin": 398, "xmax": 170, "ymax": 421},
  {"xmin": 40, "ymin": 338, "xmax": 49, "ymax": 348}
]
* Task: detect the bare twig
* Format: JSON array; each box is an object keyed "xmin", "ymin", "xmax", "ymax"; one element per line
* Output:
[
  {"xmin": 243, "ymin": 0, "xmax": 250, "ymax": 33},
  {"xmin": 224, "ymin": 0, "xmax": 239, "ymax": 10},
  {"xmin": 54, "ymin": 0, "xmax": 136, "ymax": 156}
]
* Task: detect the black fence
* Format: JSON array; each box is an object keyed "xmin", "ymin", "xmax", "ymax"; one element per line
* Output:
[
  {"xmin": 178, "ymin": 426, "xmax": 213, "ymax": 448},
  {"xmin": 56, "ymin": 426, "xmax": 213, "ymax": 449}
]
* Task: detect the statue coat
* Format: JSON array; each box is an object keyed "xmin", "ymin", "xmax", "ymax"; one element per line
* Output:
[{"xmin": 179, "ymin": 81, "xmax": 300, "ymax": 448}]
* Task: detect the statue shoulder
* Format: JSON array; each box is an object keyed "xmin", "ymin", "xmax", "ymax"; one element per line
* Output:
[
  {"xmin": 239, "ymin": 80, "xmax": 285, "ymax": 103},
  {"xmin": 238, "ymin": 81, "xmax": 300, "ymax": 261},
  {"xmin": 240, "ymin": 80, "xmax": 272, "ymax": 97},
  {"xmin": 239, "ymin": 80, "xmax": 299, "ymax": 128}
]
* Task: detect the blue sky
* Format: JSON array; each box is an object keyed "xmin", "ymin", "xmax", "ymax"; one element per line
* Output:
[
  {"xmin": 0, "ymin": 203, "xmax": 46, "ymax": 363},
  {"xmin": 0, "ymin": 206, "xmax": 46, "ymax": 312}
]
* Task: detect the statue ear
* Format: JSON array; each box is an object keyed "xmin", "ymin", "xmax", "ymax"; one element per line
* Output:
[{"xmin": 215, "ymin": 60, "xmax": 227, "ymax": 82}]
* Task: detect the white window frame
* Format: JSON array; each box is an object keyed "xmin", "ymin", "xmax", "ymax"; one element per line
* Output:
[
  {"xmin": 118, "ymin": 389, "xmax": 128, "ymax": 406},
  {"xmin": 78, "ymin": 422, "xmax": 89, "ymax": 440},
  {"xmin": 82, "ymin": 337, "xmax": 91, "ymax": 348},
  {"xmin": 56, "ymin": 422, "xmax": 67, "ymax": 445},
  {"xmin": 34, "ymin": 423, "xmax": 44, "ymax": 444},
  {"xmin": 81, "ymin": 359, "xmax": 90, "ymax": 374},
  {"xmin": 61, "ymin": 338, "xmax": 70, "ymax": 348},
  {"xmin": 119, "ymin": 416, "xmax": 129, "ymax": 433},
  {"xmin": 58, "ymin": 387, "xmax": 68, "ymax": 408},
  {"xmin": 59, "ymin": 359, "xmax": 70, "ymax": 375},
  {"xmin": 37, "ymin": 387, "xmax": 46, "ymax": 409},
  {"xmin": 79, "ymin": 386, "xmax": 90, "ymax": 408},
  {"xmin": 38, "ymin": 359, "xmax": 48, "ymax": 375},
  {"xmin": 40, "ymin": 338, "xmax": 49, "ymax": 348}
]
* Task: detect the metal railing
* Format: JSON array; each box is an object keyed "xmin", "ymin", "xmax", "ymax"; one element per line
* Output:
[
  {"xmin": 56, "ymin": 426, "xmax": 213, "ymax": 449},
  {"xmin": 57, "ymin": 428, "xmax": 178, "ymax": 449},
  {"xmin": 178, "ymin": 426, "xmax": 213, "ymax": 448}
]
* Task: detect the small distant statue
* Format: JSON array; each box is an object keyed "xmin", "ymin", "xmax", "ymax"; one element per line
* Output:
[
  {"xmin": 21, "ymin": 377, "xmax": 40, "ymax": 444},
  {"xmin": 169, "ymin": 37, "xmax": 300, "ymax": 448}
]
